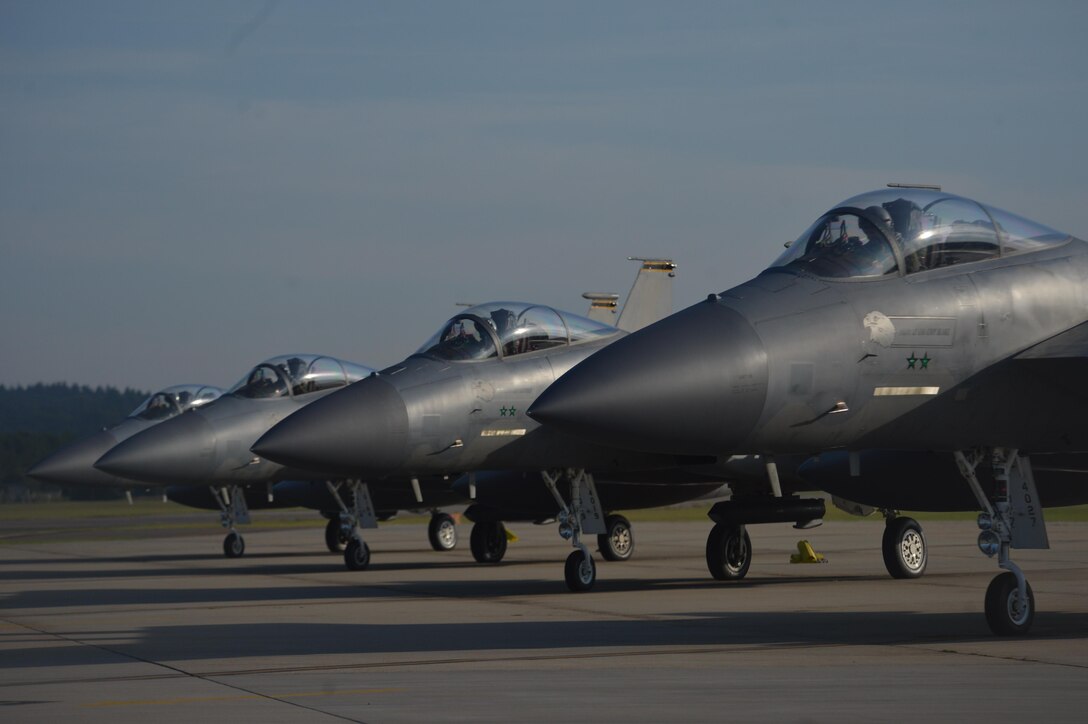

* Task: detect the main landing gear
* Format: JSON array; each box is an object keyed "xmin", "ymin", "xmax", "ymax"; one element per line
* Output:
[
  {"xmin": 542, "ymin": 468, "xmax": 606, "ymax": 592},
  {"xmin": 956, "ymin": 448, "xmax": 1048, "ymax": 635},
  {"xmin": 598, "ymin": 514, "xmax": 634, "ymax": 562},
  {"xmin": 881, "ymin": 513, "xmax": 927, "ymax": 579},
  {"xmin": 324, "ymin": 515, "xmax": 349, "ymax": 552},
  {"xmin": 704, "ymin": 496, "xmax": 825, "ymax": 581},
  {"xmin": 428, "ymin": 511, "xmax": 458, "ymax": 552},
  {"xmin": 212, "ymin": 484, "xmax": 250, "ymax": 558},
  {"xmin": 325, "ymin": 479, "xmax": 379, "ymax": 571},
  {"xmin": 470, "ymin": 520, "xmax": 508, "ymax": 563}
]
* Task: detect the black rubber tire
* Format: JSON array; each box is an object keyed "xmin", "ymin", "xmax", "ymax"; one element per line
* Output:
[
  {"xmin": 325, "ymin": 518, "xmax": 348, "ymax": 553},
  {"xmin": 564, "ymin": 550, "xmax": 596, "ymax": 592},
  {"xmin": 223, "ymin": 532, "xmax": 245, "ymax": 558},
  {"xmin": 882, "ymin": 517, "xmax": 927, "ymax": 579},
  {"xmin": 469, "ymin": 521, "xmax": 507, "ymax": 563},
  {"xmin": 598, "ymin": 514, "xmax": 635, "ymax": 562},
  {"xmin": 344, "ymin": 539, "xmax": 371, "ymax": 571},
  {"xmin": 706, "ymin": 523, "xmax": 751, "ymax": 581},
  {"xmin": 428, "ymin": 513, "xmax": 458, "ymax": 552},
  {"xmin": 985, "ymin": 571, "xmax": 1035, "ymax": 636}
]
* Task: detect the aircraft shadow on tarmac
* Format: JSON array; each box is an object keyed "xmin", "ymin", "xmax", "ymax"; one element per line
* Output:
[
  {"xmin": 4, "ymin": 613, "xmax": 1088, "ymax": 672},
  {"xmin": 0, "ymin": 567, "xmax": 1069, "ymax": 620}
]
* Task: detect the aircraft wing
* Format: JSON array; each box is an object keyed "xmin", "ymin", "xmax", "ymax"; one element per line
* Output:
[
  {"xmin": 1014, "ymin": 320, "xmax": 1088, "ymax": 359},
  {"xmin": 852, "ymin": 324, "xmax": 1088, "ymax": 453}
]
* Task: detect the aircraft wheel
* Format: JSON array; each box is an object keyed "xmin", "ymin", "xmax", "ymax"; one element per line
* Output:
[
  {"xmin": 598, "ymin": 514, "xmax": 634, "ymax": 562},
  {"xmin": 564, "ymin": 550, "xmax": 596, "ymax": 592},
  {"xmin": 882, "ymin": 516, "xmax": 927, "ymax": 579},
  {"xmin": 428, "ymin": 513, "xmax": 458, "ymax": 552},
  {"xmin": 325, "ymin": 518, "xmax": 348, "ymax": 553},
  {"xmin": 470, "ymin": 521, "xmax": 507, "ymax": 563},
  {"xmin": 985, "ymin": 572, "xmax": 1035, "ymax": 636},
  {"xmin": 344, "ymin": 539, "xmax": 371, "ymax": 571},
  {"xmin": 706, "ymin": 523, "xmax": 751, "ymax": 581},
  {"xmin": 223, "ymin": 532, "xmax": 245, "ymax": 558}
]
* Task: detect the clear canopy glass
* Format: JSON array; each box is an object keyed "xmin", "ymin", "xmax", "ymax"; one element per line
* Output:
[
  {"xmin": 768, "ymin": 188, "xmax": 1071, "ymax": 278},
  {"xmin": 129, "ymin": 384, "xmax": 224, "ymax": 421},
  {"xmin": 229, "ymin": 355, "xmax": 374, "ymax": 399},
  {"xmin": 415, "ymin": 302, "xmax": 619, "ymax": 361}
]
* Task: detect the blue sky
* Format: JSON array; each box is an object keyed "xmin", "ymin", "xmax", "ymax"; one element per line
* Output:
[{"xmin": 2, "ymin": 1, "xmax": 1086, "ymax": 391}]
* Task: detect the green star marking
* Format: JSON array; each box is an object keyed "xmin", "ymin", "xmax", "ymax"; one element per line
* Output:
[
  {"xmin": 906, "ymin": 353, "xmax": 917, "ymax": 369},
  {"xmin": 508, "ymin": 406, "xmax": 517, "ymax": 416},
  {"xmin": 499, "ymin": 406, "xmax": 509, "ymax": 416},
  {"xmin": 920, "ymin": 354, "xmax": 931, "ymax": 369}
]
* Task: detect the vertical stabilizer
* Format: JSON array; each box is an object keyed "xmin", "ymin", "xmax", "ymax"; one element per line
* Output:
[
  {"xmin": 582, "ymin": 292, "xmax": 620, "ymax": 324},
  {"xmin": 616, "ymin": 258, "xmax": 676, "ymax": 332}
]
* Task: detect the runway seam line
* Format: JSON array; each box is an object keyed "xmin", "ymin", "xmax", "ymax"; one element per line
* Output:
[{"xmin": 0, "ymin": 616, "xmax": 368, "ymax": 722}]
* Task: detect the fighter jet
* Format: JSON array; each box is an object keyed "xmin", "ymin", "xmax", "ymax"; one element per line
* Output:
[
  {"xmin": 27, "ymin": 384, "xmax": 223, "ymax": 493},
  {"xmin": 252, "ymin": 260, "xmax": 734, "ymax": 590},
  {"xmin": 528, "ymin": 185, "xmax": 1088, "ymax": 634}
]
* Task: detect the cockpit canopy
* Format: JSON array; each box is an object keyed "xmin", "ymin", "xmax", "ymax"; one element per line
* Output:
[
  {"xmin": 416, "ymin": 302, "xmax": 619, "ymax": 362},
  {"xmin": 768, "ymin": 188, "xmax": 1071, "ymax": 279},
  {"xmin": 129, "ymin": 384, "xmax": 223, "ymax": 421},
  {"xmin": 229, "ymin": 355, "xmax": 374, "ymax": 399}
]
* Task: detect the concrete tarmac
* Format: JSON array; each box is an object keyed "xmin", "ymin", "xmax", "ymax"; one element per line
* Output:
[{"xmin": 2, "ymin": 517, "xmax": 1087, "ymax": 722}]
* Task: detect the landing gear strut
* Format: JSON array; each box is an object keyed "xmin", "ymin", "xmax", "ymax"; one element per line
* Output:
[
  {"xmin": 212, "ymin": 485, "xmax": 250, "ymax": 558},
  {"xmin": 325, "ymin": 479, "xmax": 379, "ymax": 571},
  {"xmin": 542, "ymin": 469, "xmax": 606, "ymax": 592},
  {"xmin": 881, "ymin": 513, "xmax": 927, "ymax": 579},
  {"xmin": 428, "ymin": 512, "xmax": 458, "ymax": 552},
  {"xmin": 956, "ymin": 449, "xmax": 1048, "ymax": 635}
]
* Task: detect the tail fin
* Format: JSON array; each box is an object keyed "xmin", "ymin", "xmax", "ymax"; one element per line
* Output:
[
  {"xmin": 582, "ymin": 292, "xmax": 620, "ymax": 324},
  {"xmin": 616, "ymin": 257, "xmax": 676, "ymax": 332}
]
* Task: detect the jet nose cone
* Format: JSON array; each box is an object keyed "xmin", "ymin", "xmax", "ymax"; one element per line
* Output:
[
  {"xmin": 28, "ymin": 431, "xmax": 120, "ymax": 486},
  {"xmin": 252, "ymin": 376, "xmax": 408, "ymax": 476},
  {"xmin": 528, "ymin": 300, "xmax": 768, "ymax": 455},
  {"xmin": 95, "ymin": 413, "xmax": 217, "ymax": 484}
]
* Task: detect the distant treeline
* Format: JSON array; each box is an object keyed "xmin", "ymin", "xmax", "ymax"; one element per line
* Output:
[{"xmin": 0, "ymin": 383, "xmax": 148, "ymax": 501}]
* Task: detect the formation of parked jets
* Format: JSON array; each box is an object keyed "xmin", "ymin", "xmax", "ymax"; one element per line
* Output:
[{"xmin": 31, "ymin": 186, "xmax": 1088, "ymax": 635}]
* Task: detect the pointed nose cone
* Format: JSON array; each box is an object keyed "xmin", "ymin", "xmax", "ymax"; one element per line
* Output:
[
  {"xmin": 529, "ymin": 299, "xmax": 768, "ymax": 456},
  {"xmin": 95, "ymin": 412, "xmax": 217, "ymax": 484},
  {"xmin": 252, "ymin": 376, "xmax": 409, "ymax": 476},
  {"xmin": 28, "ymin": 431, "xmax": 122, "ymax": 486}
]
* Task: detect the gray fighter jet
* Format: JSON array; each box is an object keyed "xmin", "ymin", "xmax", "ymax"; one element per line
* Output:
[
  {"xmin": 27, "ymin": 384, "xmax": 223, "ymax": 492},
  {"xmin": 90, "ymin": 355, "xmax": 431, "ymax": 558},
  {"xmin": 528, "ymin": 185, "xmax": 1088, "ymax": 634},
  {"xmin": 253, "ymin": 262, "xmax": 739, "ymax": 590}
]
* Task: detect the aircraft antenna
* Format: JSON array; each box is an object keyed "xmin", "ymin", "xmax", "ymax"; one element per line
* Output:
[{"xmin": 887, "ymin": 182, "xmax": 942, "ymax": 191}]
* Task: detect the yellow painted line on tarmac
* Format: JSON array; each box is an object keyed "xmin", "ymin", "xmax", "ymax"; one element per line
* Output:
[{"xmin": 84, "ymin": 687, "xmax": 404, "ymax": 707}]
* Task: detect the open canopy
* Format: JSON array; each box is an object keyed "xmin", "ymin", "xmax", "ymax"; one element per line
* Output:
[
  {"xmin": 415, "ymin": 302, "xmax": 619, "ymax": 362},
  {"xmin": 768, "ymin": 188, "xmax": 1071, "ymax": 279},
  {"xmin": 128, "ymin": 384, "xmax": 223, "ymax": 421},
  {"xmin": 229, "ymin": 355, "xmax": 374, "ymax": 399}
]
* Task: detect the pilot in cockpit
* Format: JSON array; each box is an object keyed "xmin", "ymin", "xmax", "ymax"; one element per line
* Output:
[
  {"xmin": 286, "ymin": 357, "xmax": 308, "ymax": 393},
  {"xmin": 490, "ymin": 309, "xmax": 518, "ymax": 356}
]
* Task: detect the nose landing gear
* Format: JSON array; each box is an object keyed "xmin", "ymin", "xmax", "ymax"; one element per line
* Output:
[
  {"xmin": 956, "ymin": 449, "xmax": 1048, "ymax": 636},
  {"xmin": 542, "ymin": 469, "xmax": 606, "ymax": 592},
  {"xmin": 212, "ymin": 484, "xmax": 250, "ymax": 558},
  {"xmin": 325, "ymin": 479, "xmax": 379, "ymax": 571}
]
